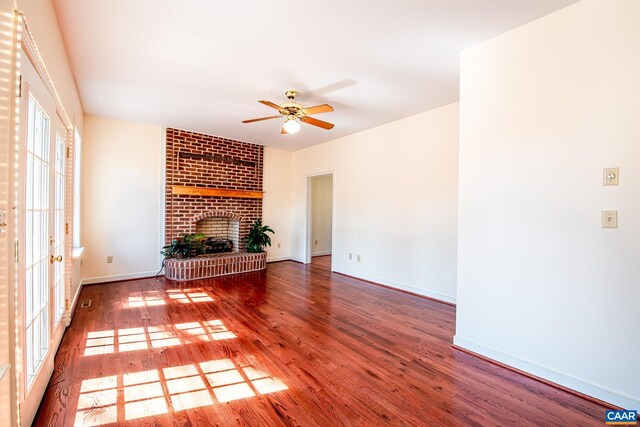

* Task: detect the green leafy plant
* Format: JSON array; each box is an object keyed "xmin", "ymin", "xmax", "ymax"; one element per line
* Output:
[
  {"xmin": 184, "ymin": 232, "xmax": 207, "ymax": 255},
  {"xmin": 161, "ymin": 237, "xmax": 190, "ymax": 259},
  {"xmin": 245, "ymin": 219, "xmax": 274, "ymax": 253},
  {"xmin": 161, "ymin": 233, "xmax": 207, "ymax": 259}
]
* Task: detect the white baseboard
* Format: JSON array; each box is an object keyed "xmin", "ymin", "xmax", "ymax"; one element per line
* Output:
[
  {"xmin": 266, "ymin": 256, "xmax": 291, "ymax": 263},
  {"xmin": 80, "ymin": 270, "xmax": 160, "ymax": 285},
  {"xmin": 312, "ymin": 251, "xmax": 332, "ymax": 256},
  {"xmin": 68, "ymin": 279, "xmax": 84, "ymax": 321},
  {"xmin": 453, "ymin": 336, "xmax": 639, "ymax": 409},
  {"xmin": 332, "ymin": 267, "xmax": 456, "ymax": 305}
]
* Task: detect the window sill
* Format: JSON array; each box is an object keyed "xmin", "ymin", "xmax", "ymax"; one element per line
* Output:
[{"xmin": 72, "ymin": 247, "xmax": 85, "ymax": 259}]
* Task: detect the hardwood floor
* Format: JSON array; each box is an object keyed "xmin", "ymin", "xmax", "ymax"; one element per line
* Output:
[
  {"xmin": 310, "ymin": 254, "xmax": 331, "ymax": 269},
  {"xmin": 34, "ymin": 257, "xmax": 606, "ymax": 426}
]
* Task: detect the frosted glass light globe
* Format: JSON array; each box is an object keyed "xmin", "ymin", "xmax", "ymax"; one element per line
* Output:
[{"xmin": 283, "ymin": 119, "xmax": 301, "ymax": 134}]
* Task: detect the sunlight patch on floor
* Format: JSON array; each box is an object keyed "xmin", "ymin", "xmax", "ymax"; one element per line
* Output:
[
  {"xmin": 83, "ymin": 319, "xmax": 235, "ymax": 356},
  {"xmin": 124, "ymin": 288, "xmax": 215, "ymax": 308},
  {"xmin": 175, "ymin": 319, "xmax": 237, "ymax": 342},
  {"xmin": 167, "ymin": 288, "xmax": 215, "ymax": 303},
  {"xmin": 73, "ymin": 358, "xmax": 288, "ymax": 426},
  {"xmin": 127, "ymin": 295, "xmax": 165, "ymax": 307}
]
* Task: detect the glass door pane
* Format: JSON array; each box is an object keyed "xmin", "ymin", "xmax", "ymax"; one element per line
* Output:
[
  {"xmin": 25, "ymin": 94, "xmax": 51, "ymax": 386},
  {"xmin": 53, "ymin": 132, "xmax": 66, "ymax": 322}
]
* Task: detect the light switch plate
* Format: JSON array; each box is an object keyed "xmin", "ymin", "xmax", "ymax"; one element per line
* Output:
[
  {"xmin": 602, "ymin": 210, "xmax": 618, "ymax": 228},
  {"xmin": 603, "ymin": 167, "xmax": 619, "ymax": 186}
]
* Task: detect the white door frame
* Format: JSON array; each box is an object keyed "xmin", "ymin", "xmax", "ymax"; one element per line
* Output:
[
  {"xmin": 4, "ymin": 12, "xmax": 75, "ymax": 427},
  {"xmin": 17, "ymin": 55, "xmax": 61, "ymax": 427},
  {"xmin": 304, "ymin": 171, "xmax": 336, "ymax": 271},
  {"xmin": 15, "ymin": 38, "xmax": 71, "ymax": 427}
]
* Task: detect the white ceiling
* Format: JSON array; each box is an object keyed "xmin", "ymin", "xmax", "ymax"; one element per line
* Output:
[{"xmin": 53, "ymin": 0, "xmax": 578, "ymax": 150}]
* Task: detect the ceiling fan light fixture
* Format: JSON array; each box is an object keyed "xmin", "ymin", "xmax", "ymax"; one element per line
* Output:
[
  {"xmin": 283, "ymin": 118, "xmax": 301, "ymax": 134},
  {"xmin": 243, "ymin": 90, "xmax": 334, "ymax": 134}
]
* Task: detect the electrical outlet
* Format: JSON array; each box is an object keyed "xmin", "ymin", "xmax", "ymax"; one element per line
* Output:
[
  {"xmin": 603, "ymin": 167, "xmax": 619, "ymax": 186},
  {"xmin": 107, "ymin": 256, "xmax": 113, "ymax": 263},
  {"xmin": 357, "ymin": 255, "xmax": 361, "ymax": 262},
  {"xmin": 315, "ymin": 240, "xmax": 318, "ymax": 245},
  {"xmin": 348, "ymin": 253, "xmax": 352, "ymax": 260},
  {"xmin": 277, "ymin": 243, "xmax": 281, "ymax": 249}
]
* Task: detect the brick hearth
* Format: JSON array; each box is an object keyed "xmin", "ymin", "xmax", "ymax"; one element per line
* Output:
[{"xmin": 165, "ymin": 252, "xmax": 267, "ymax": 281}]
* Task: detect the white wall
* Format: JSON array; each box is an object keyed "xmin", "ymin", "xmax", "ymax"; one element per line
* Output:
[
  {"xmin": 455, "ymin": 0, "xmax": 640, "ymax": 409},
  {"xmin": 311, "ymin": 175, "xmax": 332, "ymax": 256},
  {"xmin": 292, "ymin": 103, "xmax": 459, "ymax": 303},
  {"xmin": 81, "ymin": 115, "xmax": 164, "ymax": 283},
  {"xmin": 20, "ymin": 0, "xmax": 83, "ymax": 131},
  {"xmin": 19, "ymin": 0, "xmax": 85, "ymax": 304},
  {"xmin": 81, "ymin": 128, "xmax": 293, "ymax": 276},
  {"xmin": 263, "ymin": 147, "xmax": 292, "ymax": 262}
]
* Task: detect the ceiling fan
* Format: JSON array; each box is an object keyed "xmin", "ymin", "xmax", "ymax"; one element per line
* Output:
[{"xmin": 242, "ymin": 90, "xmax": 334, "ymax": 134}]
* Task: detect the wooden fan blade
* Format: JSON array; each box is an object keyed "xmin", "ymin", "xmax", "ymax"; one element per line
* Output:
[
  {"xmin": 301, "ymin": 104, "xmax": 334, "ymax": 115},
  {"xmin": 301, "ymin": 115, "xmax": 334, "ymax": 130},
  {"xmin": 242, "ymin": 115, "xmax": 280, "ymax": 124},
  {"xmin": 259, "ymin": 100, "xmax": 284, "ymax": 112},
  {"xmin": 281, "ymin": 127, "xmax": 288, "ymax": 134}
]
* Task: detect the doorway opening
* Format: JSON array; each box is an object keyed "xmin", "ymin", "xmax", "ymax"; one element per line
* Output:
[{"xmin": 306, "ymin": 174, "xmax": 334, "ymax": 267}]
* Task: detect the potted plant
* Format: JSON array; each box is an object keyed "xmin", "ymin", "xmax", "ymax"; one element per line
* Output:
[
  {"xmin": 161, "ymin": 233, "xmax": 207, "ymax": 259},
  {"xmin": 161, "ymin": 237, "xmax": 191, "ymax": 259},
  {"xmin": 184, "ymin": 232, "xmax": 207, "ymax": 256},
  {"xmin": 245, "ymin": 219, "xmax": 275, "ymax": 253}
]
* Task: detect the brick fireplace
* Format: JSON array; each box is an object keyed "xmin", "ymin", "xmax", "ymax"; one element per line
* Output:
[
  {"xmin": 165, "ymin": 128, "xmax": 264, "ymax": 249},
  {"xmin": 164, "ymin": 128, "xmax": 266, "ymax": 280},
  {"xmin": 194, "ymin": 211, "xmax": 240, "ymax": 252}
]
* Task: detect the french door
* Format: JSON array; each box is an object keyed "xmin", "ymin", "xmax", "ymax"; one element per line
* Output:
[{"xmin": 18, "ymin": 49, "xmax": 68, "ymax": 426}]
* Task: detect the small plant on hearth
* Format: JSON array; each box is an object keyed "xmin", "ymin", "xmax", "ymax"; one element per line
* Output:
[
  {"xmin": 161, "ymin": 237, "xmax": 191, "ymax": 259},
  {"xmin": 245, "ymin": 219, "xmax": 275, "ymax": 253},
  {"xmin": 161, "ymin": 233, "xmax": 207, "ymax": 258},
  {"xmin": 161, "ymin": 233, "xmax": 235, "ymax": 259}
]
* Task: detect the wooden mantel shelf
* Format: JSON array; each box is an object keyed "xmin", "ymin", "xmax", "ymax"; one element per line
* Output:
[{"xmin": 172, "ymin": 185, "xmax": 264, "ymax": 199}]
